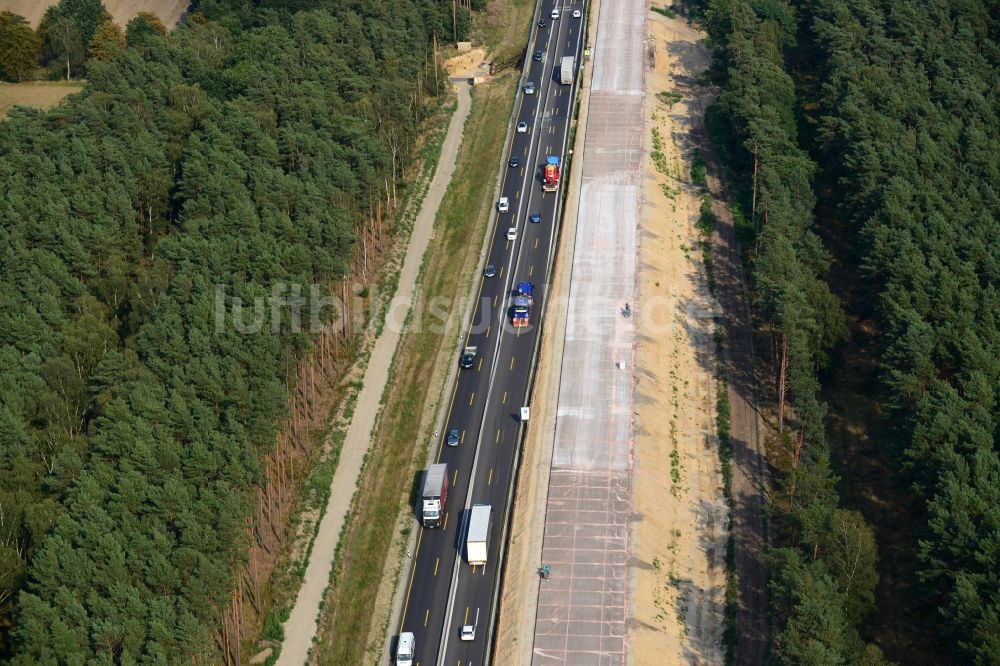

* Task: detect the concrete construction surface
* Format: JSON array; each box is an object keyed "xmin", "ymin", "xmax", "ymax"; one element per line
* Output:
[{"xmin": 531, "ymin": 0, "xmax": 645, "ymax": 663}]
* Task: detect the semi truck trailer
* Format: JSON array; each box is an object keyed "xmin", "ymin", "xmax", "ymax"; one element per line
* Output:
[
  {"xmin": 560, "ymin": 56, "xmax": 575, "ymax": 84},
  {"xmin": 466, "ymin": 504, "xmax": 492, "ymax": 565},
  {"xmin": 421, "ymin": 463, "xmax": 448, "ymax": 528}
]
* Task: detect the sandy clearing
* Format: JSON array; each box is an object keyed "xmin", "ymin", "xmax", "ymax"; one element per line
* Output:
[
  {"xmin": 630, "ymin": 12, "xmax": 727, "ymax": 666},
  {"xmin": 0, "ymin": 0, "xmax": 187, "ymax": 29},
  {"xmin": 443, "ymin": 47, "xmax": 487, "ymax": 79}
]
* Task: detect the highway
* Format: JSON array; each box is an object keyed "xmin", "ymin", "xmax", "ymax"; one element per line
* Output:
[{"xmin": 395, "ymin": 1, "xmax": 587, "ymax": 664}]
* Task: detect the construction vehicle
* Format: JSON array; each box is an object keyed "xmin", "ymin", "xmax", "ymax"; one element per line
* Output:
[
  {"xmin": 460, "ymin": 346, "xmax": 478, "ymax": 368},
  {"xmin": 421, "ymin": 463, "xmax": 448, "ymax": 528},
  {"xmin": 511, "ymin": 282, "xmax": 534, "ymax": 328},
  {"xmin": 542, "ymin": 156, "xmax": 560, "ymax": 192},
  {"xmin": 560, "ymin": 56, "xmax": 575, "ymax": 84},
  {"xmin": 466, "ymin": 504, "xmax": 492, "ymax": 565}
]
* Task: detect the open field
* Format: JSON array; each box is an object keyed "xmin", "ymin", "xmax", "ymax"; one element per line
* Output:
[
  {"xmin": 0, "ymin": 0, "xmax": 187, "ymax": 29},
  {"xmin": 0, "ymin": 81, "xmax": 82, "ymax": 118}
]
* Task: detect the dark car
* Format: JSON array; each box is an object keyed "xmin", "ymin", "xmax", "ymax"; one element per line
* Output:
[
  {"xmin": 509, "ymin": 156, "xmax": 520, "ymax": 168},
  {"xmin": 446, "ymin": 429, "xmax": 461, "ymax": 447},
  {"xmin": 529, "ymin": 212, "xmax": 541, "ymax": 224},
  {"xmin": 533, "ymin": 49, "xmax": 543, "ymax": 62},
  {"xmin": 538, "ymin": 18, "xmax": 546, "ymax": 28},
  {"xmin": 484, "ymin": 264, "xmax": 497, "ymax": 278}
]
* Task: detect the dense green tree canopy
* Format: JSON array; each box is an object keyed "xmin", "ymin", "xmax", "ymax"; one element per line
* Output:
[
  {"xmin": 0, "ymin": 0, "xmax": 457, "ymax": 660},
  {"xmin": 802, "ymin": 0, "xmax": 1000, "ymax": 661},
  {"xmin": 705, "ymin": 0, "xmax": 1000, "ymax": 661},
  {"xmin": 0, "ymin": 12, "xmax": 41, "ymax": 82}
]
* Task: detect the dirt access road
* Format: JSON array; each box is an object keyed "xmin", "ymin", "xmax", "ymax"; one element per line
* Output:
[
  {"xmin": 0, "ymin": 0, "xmax": 187, "ymax": 28},
  {"xmin": 273, "ymin": 81, "xmax": 472, "ymax": 666},
  {"xmin": 689, "ymin": 26, "xmax": 770, "ymax": 666}
]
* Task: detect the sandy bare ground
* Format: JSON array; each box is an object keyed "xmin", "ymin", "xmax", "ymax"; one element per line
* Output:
[
  {"xmin": 443, "ymin": 47, "xmax": 486, "ymax": 79},
  {"xmin": 631, "ymin": 13, "xmax": 727, "ymax": 665},
  {"xmin": 272, "ymin": 82, "xmax": 472, "ymax": 666},
  {"xmin": 0, "ymin": 0, "xmax": 187, "ymax": 29}
]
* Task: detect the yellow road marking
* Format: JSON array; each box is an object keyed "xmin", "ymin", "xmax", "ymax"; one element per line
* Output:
[
  {"xmin": 464, "ymin": 607, "xmax": 470, "ymax": 624},
  {"xmin": 510, "ymin": 356, "xmax": 516, "ymax": 371},
  {"xmin": 534, "ymin": 237, "xmax": 540, "ymax": 248},
  {"xmin": 469, "ymin": 392, "xmax": 475, "ymax": 406},
  {"xmin": 529, "ymin": 265, "xmax": 534, "ymax": 277},
  {"xmin": 502, "ymin": 391, "xmax": 508, "ymax": 404},
  {"xmin": 434, "ymin": 558, "xmax": 440, "ymax": 576},
  {"xmin": 488, "ymin": 468, "xmax": 494, "ymax": 485},
  {"xmin": 496, "ymin": 428, "xmax": 502, "ymax": 443},
  {"xmin": 424, "ymin": 609, "xmax": 429, "ymax": 626},
  {"xmin": 398, "ymin": 527, "xmax": 425, "ymax": 629},
  {"xmin": 477, "ymin": 356, "xmax": 483, "ymax": 371},
  {"xmin": 453, "ymin": 469, "xmax": 458, "ymax": 484}
]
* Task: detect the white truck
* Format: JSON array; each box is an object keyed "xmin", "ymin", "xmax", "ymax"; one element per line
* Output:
[
  {"xmin": 421, "ymin": 463, "xmax": 448, "ymax": 528},
  {"xmin": 396, "ymin": 632, "xmax": 414, "ymax": 666},
  {"xmin": 466, "ymin": 504, "xmax": 492, "ymax": 566},
  {"xmin": 560, "ymin": 56, "xmax": 575, "ymax": 85}
]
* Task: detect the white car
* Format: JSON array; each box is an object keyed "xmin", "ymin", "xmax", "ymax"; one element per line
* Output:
[
  {"xmin": 572, "ymin": 9, "xmax": 581, "ymax": 18},
  {"xmin": 517, "ymin": 121, "xmax": 528, "ymax": 133},
  {"xmin": 550, "ymin": 8, "xmax": 560, "ymax": 19},
  {"xmin": 507, "ymin": 227, "xmax": 517, "ymax": 241},
  {"xmin": 460, "ymin": 625, "xmax": 476, "ymax": 641},
  {"xmin": 497, "ymin": 196, "xmax": 509, "ymax": 213},
  {"xmin": 524, "ymin": 81, "xmax": 536, "ymax": 95}
]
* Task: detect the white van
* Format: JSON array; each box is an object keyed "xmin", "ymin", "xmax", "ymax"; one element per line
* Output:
[
  {"xmin": 551, "ymin": 8, "xmax": 560, "ymax": 19},
  {"xmin": 396, "ymin": 632, "xmax": 414, "ymax": 666},
  {"xmin": 498, "ymin": 196, "xmax": 510, "ymax": 213}
]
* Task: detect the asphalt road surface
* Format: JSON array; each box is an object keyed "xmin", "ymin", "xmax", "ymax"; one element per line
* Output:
[{"xmin": 395, "ymin": 2, "xmax": 587, "ymax": 664}]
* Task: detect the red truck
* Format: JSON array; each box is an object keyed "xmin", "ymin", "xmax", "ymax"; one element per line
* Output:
[{"xmin": 542, "ymin": 156, "xmax": 560, "ymax": 192}]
